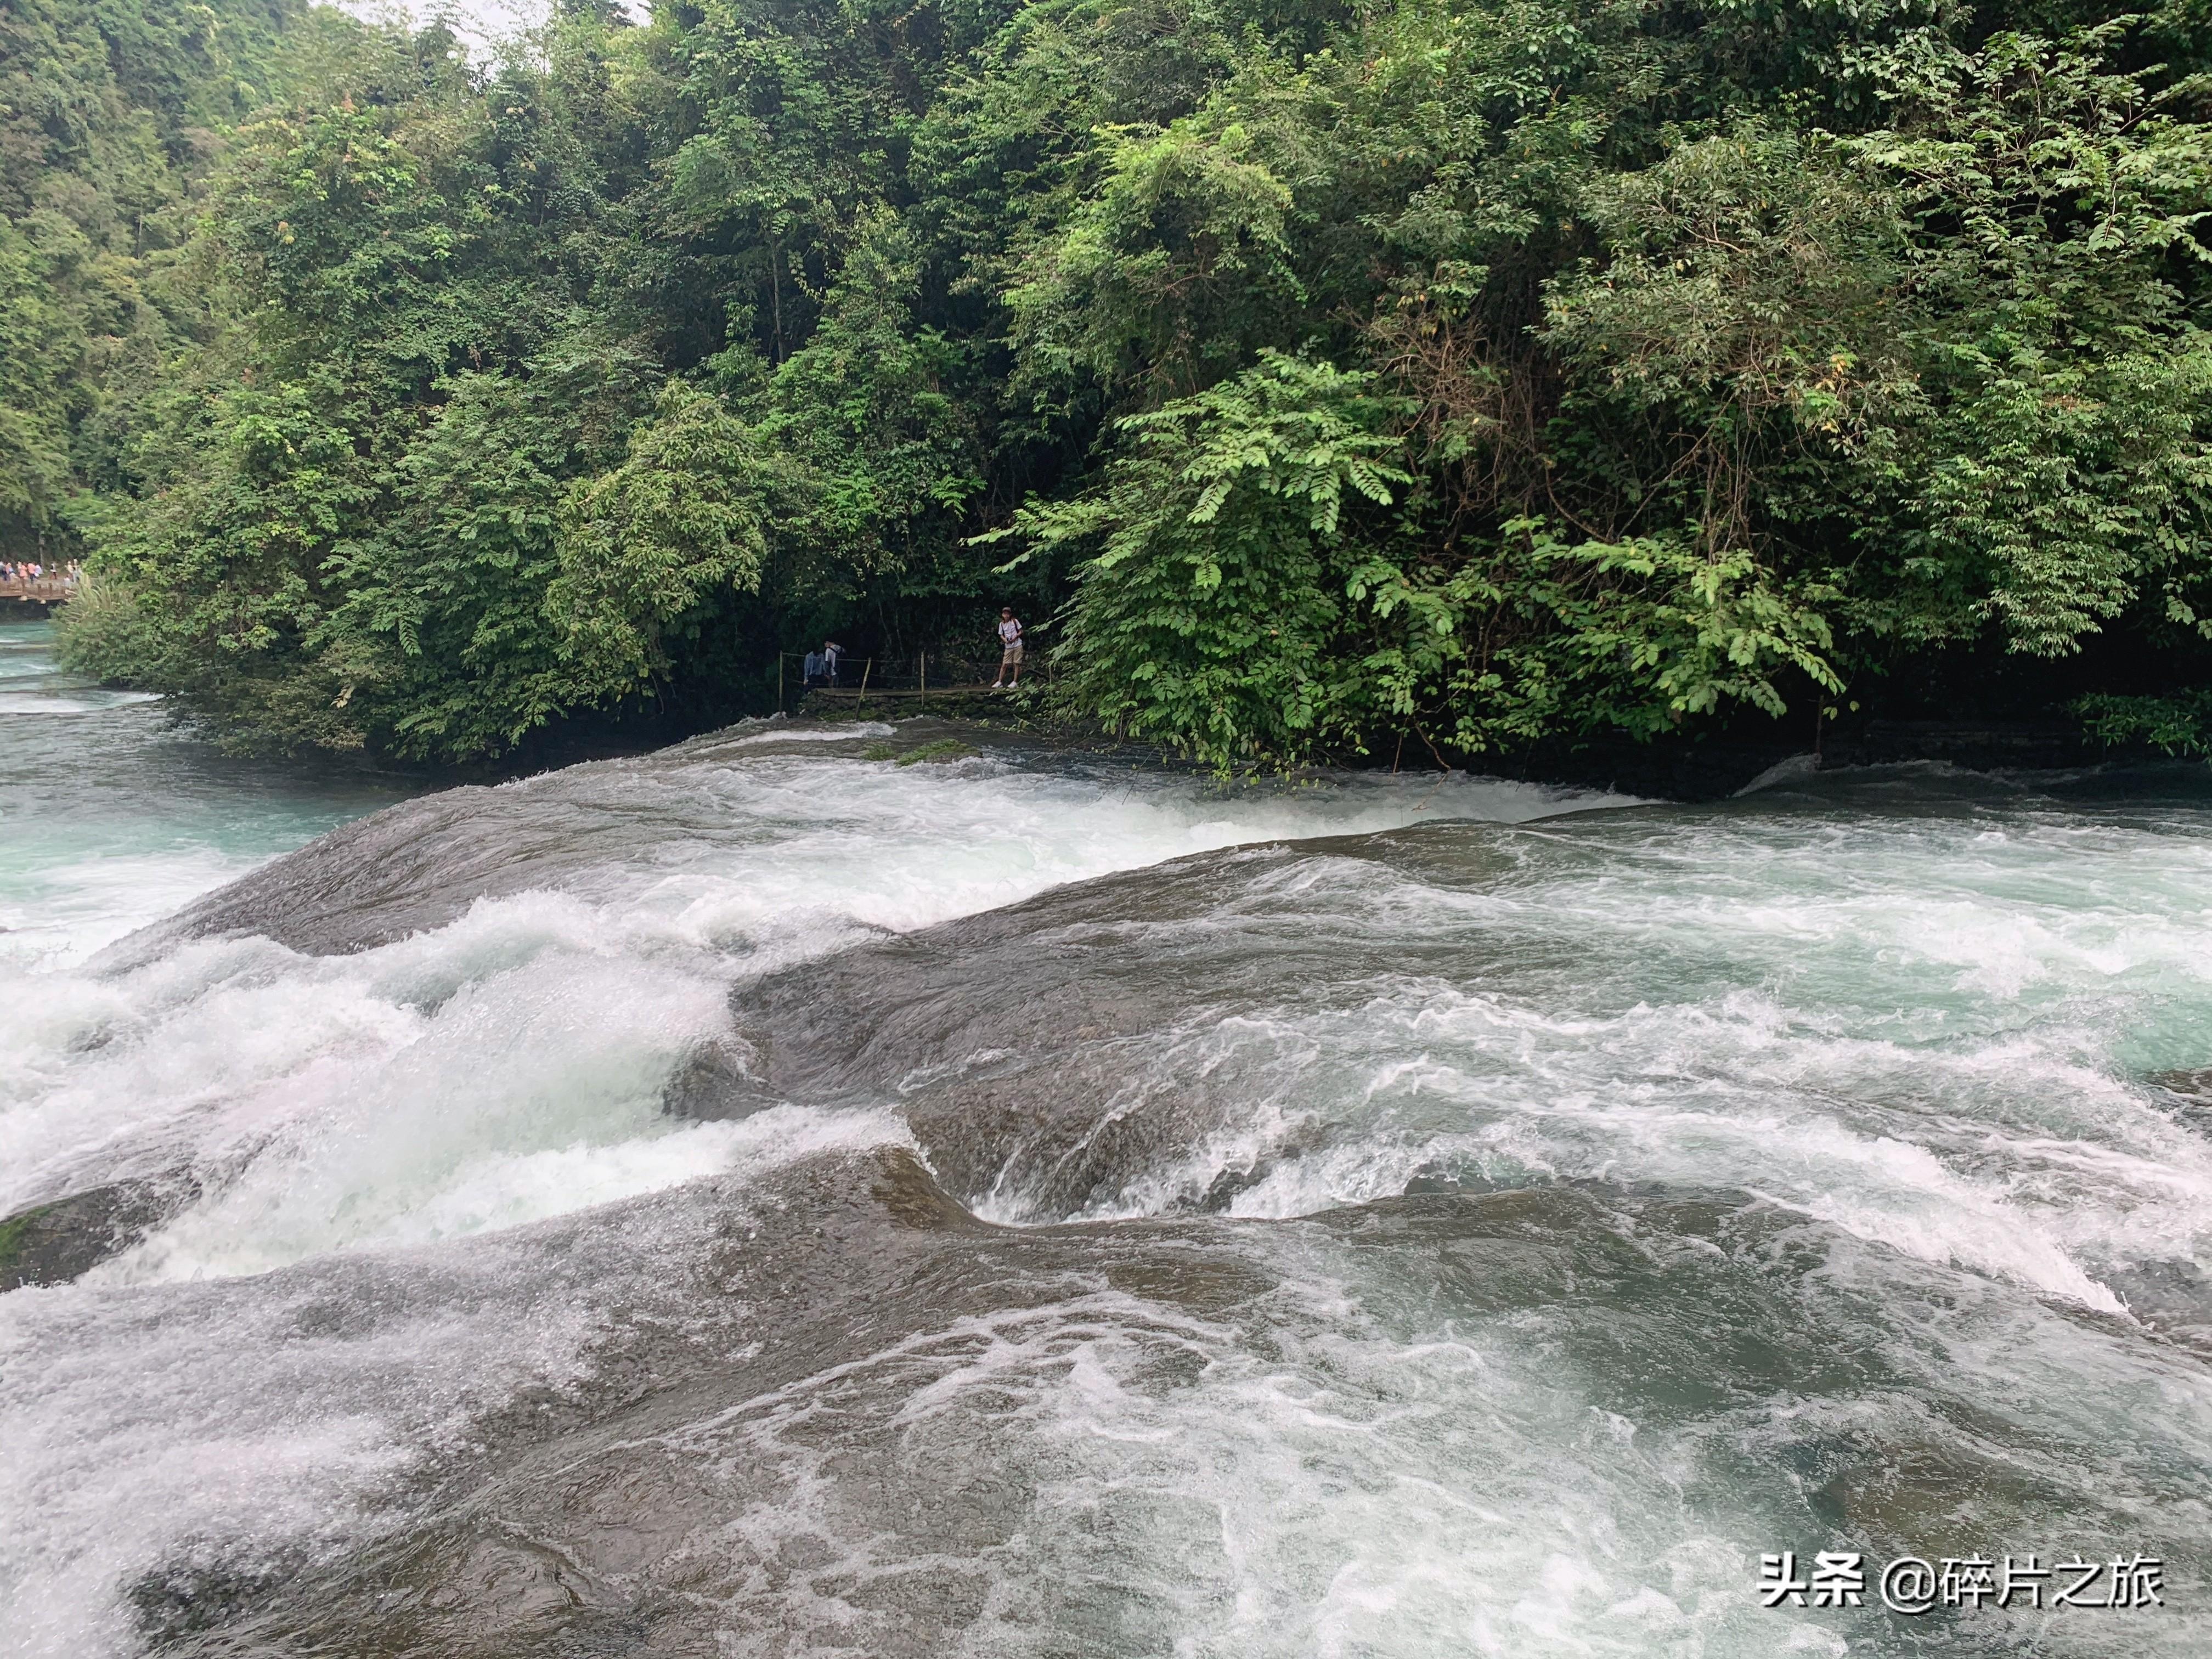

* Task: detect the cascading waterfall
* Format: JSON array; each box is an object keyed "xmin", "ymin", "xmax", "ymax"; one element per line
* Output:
[{"xmin": 2, "ymin": 618, "xmax": 2209, "ymax": 1657}]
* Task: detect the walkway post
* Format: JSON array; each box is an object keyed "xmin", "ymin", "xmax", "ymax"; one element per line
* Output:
[
  {"xmin": 777, "ymin": 653, "xmax": 784, "ymax": 714},
  {"xmin": 921, "ymin": 652, "xmax": 927, "ymax": 709}
]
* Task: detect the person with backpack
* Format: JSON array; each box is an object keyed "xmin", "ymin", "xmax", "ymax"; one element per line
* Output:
[{"xmin": 991, "ymin": 609, "xmax": 1024, "ymax": 690}]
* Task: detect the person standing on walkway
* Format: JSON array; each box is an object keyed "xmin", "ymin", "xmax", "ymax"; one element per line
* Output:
[{"xmin": 992, "ymin": 609, "xmax": 1024, "ymax": 689}]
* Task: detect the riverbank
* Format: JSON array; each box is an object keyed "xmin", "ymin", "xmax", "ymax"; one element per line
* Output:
[
  {"xmin": 35, "ymin": 597, "xmax": 2158, "ymax": 804},
  {"xmin": 795, "ymin": 680, "xmax": 2142, "ymax": 800}
]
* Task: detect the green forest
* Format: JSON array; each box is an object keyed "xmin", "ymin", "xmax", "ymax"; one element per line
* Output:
[{"xmin": 7, "ymin": 0, "xmax": 2211, "ymax": 770}]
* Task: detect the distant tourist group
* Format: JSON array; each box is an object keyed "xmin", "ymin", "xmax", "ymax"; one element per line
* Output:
[{"xmin": 0, "ymin": 560, "xmax": 78, "ymax": 587}]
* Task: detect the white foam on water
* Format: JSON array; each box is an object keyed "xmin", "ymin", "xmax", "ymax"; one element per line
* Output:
[
  {"xmin": 7, "ymin": 725, "xmax": 2212, "ymax": 1654},
  {"xmin": 0, "ymin": 740, "xmax": 1638, "ymax": 1654},
  {"xmin": 0, "ymin": 1111, "xmax": 911, "ymax": 1659},
  {"xmin": 988, "ymin": 808, "xmax": 2212, "ymax": 1327},
  {"xmin": 0, "ymin": 847, "xmax": 277, "ymax": 967},
  {"xmin": 93, "ymin": 949, "xmax": 732, "ymax": 1280},
  {"xmin": 0, "ymin": 690, "xmax": 163, "ymax": 714},
  {"xmin": 529, "ymin": 744, "xmax": 1629, "ymax": 970},
  {"xmin": 652, "ymin": 1275, "xmax": 1831, "ymax": 1658},
  {"xmin": 1173, "ymin": 990, "xmax": 2177, "ymax": 1310},
  {"xmin": 3, "ymin": 753, "xmax": 1632, "ymax": 1262},
  {"xmin": 956, "ymin": 1197, "xmax": 2209, "ymax": 1656}
]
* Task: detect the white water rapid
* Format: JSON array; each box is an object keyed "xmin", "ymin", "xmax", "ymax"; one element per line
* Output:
[{"xmin": 2, "ymin": 622, "xmax": 2208, "ymax": 1658}]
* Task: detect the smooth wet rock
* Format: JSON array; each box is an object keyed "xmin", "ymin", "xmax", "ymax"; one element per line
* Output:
[
  {"xmin": 2149, "ymin": 1068, "xmax": 2212, "ymax": 1105},
  {"xmin": 0, "ymin": 1178, "xmax": 194, "ymax": 1290},
  {"xmin": 657, "ymin": 1035, "xmax": 770, "ymax": 1121},
  {"xmin": 142, "ymin": 1149, "xmax": 1276, "ymax": 1657},
  {"xmin": 728, "ymin": 833, "xmax": 1508, "ymax": 1216},
  {"xmin": 135, "ymin": 1152, "xmax": 2201, "ymax": 1656}
]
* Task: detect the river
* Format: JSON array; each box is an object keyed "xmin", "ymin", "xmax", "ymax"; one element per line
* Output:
[{"xmin": 2, "ymin": 618, "xmax": 2208, "ymax": 1657}]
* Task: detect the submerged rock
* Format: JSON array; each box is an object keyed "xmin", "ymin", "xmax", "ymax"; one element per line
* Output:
[
  {"xmin": 896, "ymin": 737, "xmax": 980, "ymax": 765},
  {"xmin": 2148, "ymin": 1068, "xmax": 2212, "ymax": 1138},
  {"xmin": 729, "ymin": 828, "xmax": 1519, "ymax": 1217},
  {"xmin": 132, "ymin": 1152, "xmax": 2193, "ymax": 1656},
  {"xmin": 137, "ymin": 1148, "xmax": 1276, "ymax": 1657},
  {"xmin": 657, "ymin": 1035, "xmax": 771, "ymax": 1121},
  {"xmin": 0, "ymin": 1178, "xmax": 195, "ymax": 1291},
  {"xmin": 2149, "ymin": 1067, "xmax": 2212, "ymax": 1104}
]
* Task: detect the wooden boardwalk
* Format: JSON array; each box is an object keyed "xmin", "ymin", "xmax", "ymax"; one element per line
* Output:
[
  {"xmin": 803, "ymin": 685, "xmax": 1005, "ymax": 701},
  {"xmin": 0, "ymin": 579, "xmax": 76, "ymax": 603},
  {"xmin": 795, "ymin": 685, "xmax": 1018, "ymax": 717}
]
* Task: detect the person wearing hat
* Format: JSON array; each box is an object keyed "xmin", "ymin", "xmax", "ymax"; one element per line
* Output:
[{"xmin": 991, "ymin": 609, "xmax": 1024, "ymax": 689}]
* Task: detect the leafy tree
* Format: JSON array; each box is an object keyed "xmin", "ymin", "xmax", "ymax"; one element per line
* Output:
[
  {"xmin": 0, "ymin": 0, "xmax": 311, "ymax": 554},
  {"xmin": 316, "ymin": 340, "xmax": 656, "ymax": 759},
  {"xmin": 550, "ymin": 380, "xmax": 769, "ymax": 695},
  {"xmin": 0, "ymin": 218, "xmax": 78, "ymax": 528},
  {"xmin": 1855, "ymin": 25, "xmax": 2212, "ymax": 657},
  {"xmin": 23, "ymin": 0, "xmax": 2212, "ymax": 767},
  {"xmin": 749, "ymin": 214, "xmax": 984, "ymax": 588},
  {"xmin": 1005, "ymin": 351, "xmax": 1409, "ymax": 769}
]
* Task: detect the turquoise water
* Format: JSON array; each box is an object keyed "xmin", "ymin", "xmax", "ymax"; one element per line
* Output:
[{"xmin": 0, "ymin": 622, "xmax": 420, "ymax": 962}]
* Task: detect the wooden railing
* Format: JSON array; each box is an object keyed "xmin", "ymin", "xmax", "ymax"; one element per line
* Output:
[{"xmin": 0, "ymin": 578, "xmax": 76, "ymax": 602}]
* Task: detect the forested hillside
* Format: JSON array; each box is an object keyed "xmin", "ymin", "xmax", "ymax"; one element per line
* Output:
[
  {"xmin": 17, "ymin": 0, "xmax": 2212, "ymax": 768},
  {"xmin": 3, "ymin": 0, "xmax": 302, "ymax": 547}
]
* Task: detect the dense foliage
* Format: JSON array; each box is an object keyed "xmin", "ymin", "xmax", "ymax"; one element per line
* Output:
[{"xmin": 18, "ymin": 0, "xmax": 2212, "ymax": 766}]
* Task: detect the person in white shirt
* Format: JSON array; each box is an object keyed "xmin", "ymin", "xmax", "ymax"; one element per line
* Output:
[{"xmin": 992, "ymin": 609, "xmax": 1024, "ymax": 689}]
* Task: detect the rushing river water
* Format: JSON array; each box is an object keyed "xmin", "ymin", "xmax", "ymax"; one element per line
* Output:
[
  {"xmin": 2, "ymin": 620, "xmax": 2209, "ymax": 1657},
  {"xmin": 0, "ymin": 622, "xmax": 421, "ymax": 964}
]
